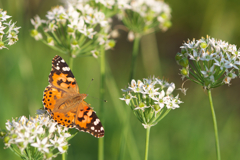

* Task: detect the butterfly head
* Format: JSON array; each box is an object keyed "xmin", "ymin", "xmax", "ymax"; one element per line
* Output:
[{"xmin": 81, "ymin": 93, "xmax": 88, "ymax": 100}]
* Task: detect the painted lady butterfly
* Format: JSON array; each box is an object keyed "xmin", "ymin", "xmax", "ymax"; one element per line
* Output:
[{"xmin": 42, "ymin": 55, "xmax": 104, "ymax": 138}]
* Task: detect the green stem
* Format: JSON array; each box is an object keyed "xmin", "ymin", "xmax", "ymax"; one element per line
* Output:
[
  {"xmin": 62, "ymin": 153, "xmax": 66, "ymax": 160},
  {"xmin": 145, "ymin": 127, "xmax": 151, "ymax": 160},
  {"xmin": 129, "ymin": 34, "xmax": 141, "ymax": 82},
  {"xmin": 69, "ymin": 55, "xmax": 73, "ymax": 70},
  {"xmin": 98, "ymin": 138, "xmax": 104, "ymax": 160},
  {"xmin": 98, "ymin": 45, "xmax": 105, "ymax": 160},
  {"xmin": 207, "ymin": 89, "xmax": 221, "ymax": 160},
  {"xmin": 62, "ymin": 53, "xmax": 74, "ymax": 160}
]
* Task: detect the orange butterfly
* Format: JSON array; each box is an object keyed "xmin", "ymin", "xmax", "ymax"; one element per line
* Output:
[{"xmin": 42, "ymin": 55, "xmax": 104, "ymax": 138}]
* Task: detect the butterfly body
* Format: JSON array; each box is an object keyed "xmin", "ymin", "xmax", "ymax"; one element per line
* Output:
[{"xmin": 42, "ymin": 55, "xmax": 104, "ymax": 138}]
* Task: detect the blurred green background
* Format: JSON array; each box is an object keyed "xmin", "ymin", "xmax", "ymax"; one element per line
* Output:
[{"xmin": 1, "ymin": 0, "xmax": 240, "ymax": 159}]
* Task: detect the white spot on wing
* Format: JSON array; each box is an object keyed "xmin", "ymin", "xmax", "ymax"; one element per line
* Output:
[
  {"xmin": 56, "ymin": 66, "xmax": 60, "ymax": 70},
  {"xmin": 94, "ymin": 119, "xmax": 100, "ymax": 126},
  {"xmin": 61, "ymin": 59, "xmax": 65, "ymax": 63},
  {"xmin": 62, "ymin": 67, "xmax": 70, "ymax": 71},
  {"xmin": 100, "ymin": 127, "xmax": 104, "ymax": 131},
  {"xmin": 91, "ymin": 126, "xmax": 95, "ymax": 130}
]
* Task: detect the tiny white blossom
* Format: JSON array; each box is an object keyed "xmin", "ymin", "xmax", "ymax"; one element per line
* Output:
[{"xmin": 31, "ymin": 137, "xmax": 52, "ymax": 153}]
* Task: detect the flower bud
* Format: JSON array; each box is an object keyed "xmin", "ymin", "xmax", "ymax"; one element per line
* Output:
[
  {"xmin": 200, "ymin": 42, "xmax": 207, "ymax": 48},
  {"xmin": 30, "ymin": 29, "xmax": 38, "ymax": 37},
  {"xmin": 3, "ymin": 136, "xmax": 10, "ymax": 143},
  {"xmin": 175, "ymin": 52, "xmax": 182, "ymax": 61},
  {"xmin": 179, "ymin": 58, "xmax": 189, "ymax": 67},
  {"xmin": 108, "ymin": 40, "xmax": 115, "ymax": 48},
  {"xmin": 153, "ymin": 104, "xmax": 160, "ymax": 111},
  {"xmin": 181, "ymin": 68, "xmax": 188, "ymax": 76},
  {"xmin": 163, "ymin": 21, "xmax": 172, "ymax": 28}
]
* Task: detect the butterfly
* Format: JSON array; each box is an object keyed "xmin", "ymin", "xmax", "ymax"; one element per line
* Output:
[{"xmin": 42, "ymin": 55, "xmax": 104, "ymax": 138}]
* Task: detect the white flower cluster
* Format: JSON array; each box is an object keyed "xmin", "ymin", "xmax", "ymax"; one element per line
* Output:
[
  {"xmin": 0, "ymin": 8, "xmax": 20, "ymax": 49},
  {"xmin": 65, "ymin": 0, "xmax": 131, "ymax": 10},
  {"xmin": 120, "ymin": 77, "xmax": 182, "ymax": 128},
  {"xmin": 3, "ymin": 111, "xmax": 71, "ymax": 160},
  {"xmin": 178, "ymin": 36, "xmax": 240, "ymax": 87},
  {"xmin": 118, "ymin": 0, "xmax": 172, "ymax": 33},
  {"xmin": 31, "ymin": 3, "xmax": 115, "ymax": 58}
]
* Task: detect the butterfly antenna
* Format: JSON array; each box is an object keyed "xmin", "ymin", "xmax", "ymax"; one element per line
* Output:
[
  {"xmin": 88, "ymin": 96, "xmax": 107, "ymax": 102},
  {"xmin": 85, "ymin": 78, "xmax": 94, "ymax": 93},
  {"xmin": 86, "ymin": 78, "xmax": 107, "ymax": 102}
]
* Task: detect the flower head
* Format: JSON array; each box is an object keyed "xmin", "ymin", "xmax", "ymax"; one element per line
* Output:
[
  {"xmin": 120, "ymin": 76, "xmax": 183, "ymax": 128},
  {"xmin": 30, "ymin": 3, "xmax": 115, "ymax": 58},
  {"xmin": 2, "ymin": 110, "xmax": 71, "ymax": 160},
  {"xmin": 176, "ymin": 36, "xmax": 240, "ymax": 89},
  {"xmin": 0, "ymin": 8, "xmax": 20, "ymax": 49},
  {"xmin": 117, "ymin": 0, "xmax": 172, "ymax": 38}
]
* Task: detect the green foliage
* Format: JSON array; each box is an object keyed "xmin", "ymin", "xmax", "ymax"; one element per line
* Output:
[{"xmin": 1, "ymin": 0, "xmax": 240, "ymax": 160}]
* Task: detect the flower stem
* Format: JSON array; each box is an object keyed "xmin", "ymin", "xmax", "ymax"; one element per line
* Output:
[
  {"xmin": 62, "ymin": 153, "xmax": 66, "ymax": 160},
  {"xmin": 69, "ymin": 54, "xmax": 73, "ymax": 70},
  {"xmin": 98, "ymin": 45, "xmax": 105, "ymax": 160},
  {"xmin": 207, "ymin": 89, "xmax": 221, "ymax": 160},
  {"xmin": 129, "ymin": 34, "xmax": 141, "ymax": 82},
  {"xmin": 98, "ymin": 138, "xmax": 104, "ymax": 160},
  {"xmin": 145, "ymin": 127, "xmax": 151, "ymax": 160}
]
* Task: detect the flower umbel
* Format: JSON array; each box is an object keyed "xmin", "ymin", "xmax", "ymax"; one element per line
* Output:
[
  {"xmin": 0, "ymin": 8, "xmax": 20, "ymax": 49},
  {"xmin": 120, "ymin": 76, "xmax": 183, "ymax": 128},
  {"xmin": 1, "ymin": 111, "xmax": 71, "ymax": 160},
  {"xmin": 30, "ymin": 3, "xmax": 115, "ymax": 58},
  {"xmin": 176, "ymin": 36, "xmax": 240, "ymax": 89},
  {"xmin": 118, "ymin": 0, "xmax": 172, "ymax": 38}
]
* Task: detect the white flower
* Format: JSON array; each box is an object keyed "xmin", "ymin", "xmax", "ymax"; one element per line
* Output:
[
  {"xmin": 91, "ymin": 50, "xmax": 99, "ymax": 58},
  {"xmin": 188, "ymin": 49, "xmax": 200, "ymax": 61},
  {"xmin": 119, "ymin": 92, "xmax": 136, "ymax": 105},
  {"xmin": 0, "ymin": 9, "xmax": 20, "ymax": 49},
  {"xmin": 50, "ymin": 136, "xmax": 68, "ymax": 153},
  {"xmin": 68, "ymin": 16, "xmax": 85, "ymax": 32},
  {"xmin": 225, "ymin": 53, "xmax": 240, "ymax": 69},
  {"xmin": 0, "ymin": 9, "xmax": 11, "ymax": 21},
  {"xmin": 166, "ymin": 83, "xmax": 175, "ymax": 95},
  {"xmin": 201, "ymin": 65, "xmax": 215, "ymax": 82},
  {"xmin": 177, "ymin": 87, "xmax": 188, "ymax": 96},
  {"xmin": 152, "ymin": 90, "xmax": 166, "ymax": 108},
  {"xmin": 31, "ymin": 137, "xmax": 52, "ymax": 153},
  {"xmin": 128, "ymin": 79, "xmax": 144, "ymax": 93},
  {"xmin": 128, "ymin": 31, "xmax": 134, "ymax": 41},
  {"xmin": 30, "ymin": 15, "xmax": 43, "ymax": 29}
]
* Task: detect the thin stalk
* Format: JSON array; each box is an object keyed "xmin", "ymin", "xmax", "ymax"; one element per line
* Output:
[
  {"xmin": 62, "ymin": 153, "xmax": 66, "ymax": 160},
  {"xmin": 144, "ymin": 127, "xmax": 151, "ymax": 160},
  {"xmin": 62, "ymin": 53, "xmax": 74, "ymax": 160},
  {"xmin": 207, "ymin": 89, "xmax": 221, "ymax": 160},
  {"xmin": 98, "ymin": 138, "xmax": 104, "ymax": 160},
  {"xmin": 129, "ymin": 34, "xmax": 141, "ymax": 82},
  {"xmin": 105, "ymin": 60, "xmax": 141, "ymax": 160},
  {"xmin": 69, "ymin": 54, "xmax": 73, "ymax": 70},
  {"xmin": 98, "ymin": 45, "xmax": 105, "ymax": 160}
]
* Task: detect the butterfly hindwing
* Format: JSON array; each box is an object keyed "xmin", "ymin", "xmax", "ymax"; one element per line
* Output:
[{"xmin": 75, "ymin": 101, "xmax": 104, "ymax": 138}]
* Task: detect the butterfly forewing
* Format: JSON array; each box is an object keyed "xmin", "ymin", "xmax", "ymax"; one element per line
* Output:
[{"xmin": 49, "ymin": 55, "xmax": 79, "ymax": 93}]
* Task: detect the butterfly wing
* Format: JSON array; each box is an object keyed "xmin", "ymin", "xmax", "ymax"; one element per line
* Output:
[
  {"xmin": 75, "ymin": 101, "xmax": 104, "ymax": 138},
  {"xmin": 43, "ymin": 55, "xmax": 79, "ymax": 128},
  {"xmin": 42, "ymin": 55, "xmax": 104, "ymax": 138},
  {"xmin": 49, "ymin": 55, "xmax": 79, "ymax": 93}
]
